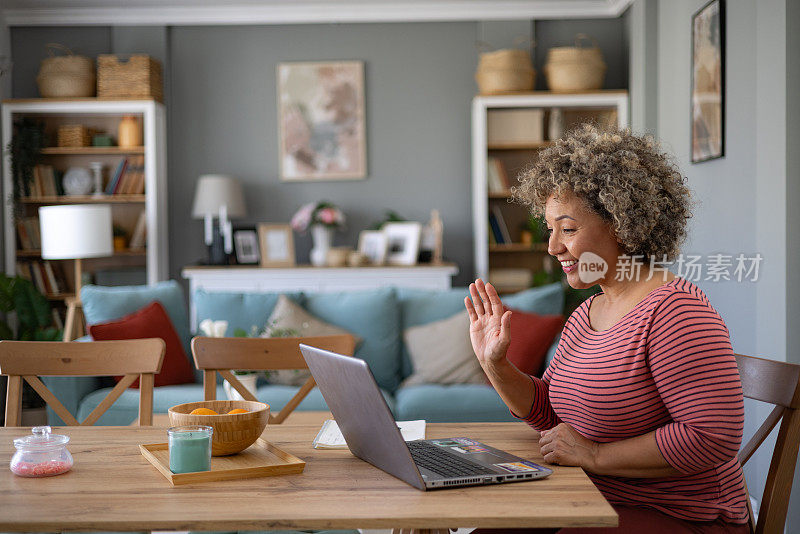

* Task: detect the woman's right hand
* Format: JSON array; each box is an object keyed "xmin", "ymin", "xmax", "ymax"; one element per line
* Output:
[{"xmin": 464, "ymin": 279, "xmax": 512, "ymax": 366}]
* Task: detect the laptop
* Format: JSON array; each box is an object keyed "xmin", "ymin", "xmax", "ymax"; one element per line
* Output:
[{"xmin": 299, "ymin": 344, "xmax": 552, "ymax": 490}]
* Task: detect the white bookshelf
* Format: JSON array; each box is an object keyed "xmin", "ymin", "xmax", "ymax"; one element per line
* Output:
[
  {"xmin": 471, "ymin": 91, "xmax": 629, "ymax": 287},
  {"xmin": 1, "ymin": 98, "xmax": 169, "ymax": 293}
]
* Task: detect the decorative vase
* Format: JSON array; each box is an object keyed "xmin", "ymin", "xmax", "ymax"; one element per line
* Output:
[
  {"xmin": 223, "ymin": 373, "xmax": 258, "ymax": 401},
  {"xmin": 310, "ymin": 225, "xmax": 334, "ymax": 267},
  {"xmin": 118, "ymin": 115, "xmax": 142, "ymax": 148}
]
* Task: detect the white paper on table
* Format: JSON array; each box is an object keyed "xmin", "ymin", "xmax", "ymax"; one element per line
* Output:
[{"xmin": 313, "ymin": 419, "xmax": 426, "ymax": 449}]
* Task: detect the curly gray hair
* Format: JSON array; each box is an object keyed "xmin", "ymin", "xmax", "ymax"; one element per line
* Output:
[{"xmin": 512, "ymin": 124, "xmax": 693, "ymax": 262}]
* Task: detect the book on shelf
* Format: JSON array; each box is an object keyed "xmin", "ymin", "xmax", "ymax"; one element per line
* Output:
[
  {"xmin": 490, "ymin": 205, "xmax": 512, "ymax": 244},
  {"xmin": 17, "ymin": 217, "xmax": 41, "ymax": 250},
  {"xmin": 125, "ymin": 155, "xmax": 145, "ymax": 195},
  {"xmin": 25, "ymin": 164, "xmax": 58, "ymax": 199},
  {"xmin": 129, "ymin": 209, "xmax": 147, "ymax": 249},
  {"xmin": 30, "ymin": 262, "xmax": 47, "ymax": 294},
  {"xmin": 40, "ymin": 165, "xmax": 58, "ymax": 197},
  {"xmin": 106, "ymin": 155, "xmax": 145, "ymax": 196},
  {"xmin": 106, "ymin": 158, "xmax": 128, "ymax": 195},
  {"xmin": 487, "ymin": 157, "xmax": 505, "ymax": 193},
  {"xmin": 43, "ymin": 261, "xmax": 61, "ymax": 294},
  {"xmin": 16, "ymin": 220, "xmax": 33, "ymax": 250},
  {"xmin": 488, "ymin": 213, "xmax": 504, "ymax": 244},
  {"xmin": 15, "ymin": 260, "xmax": 68, "ymax": 296}
]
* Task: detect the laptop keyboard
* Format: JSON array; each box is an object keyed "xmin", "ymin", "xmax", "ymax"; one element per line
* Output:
[{"xmin": 407, "ymin": 441, "xmax": 497, "ymax": 478}]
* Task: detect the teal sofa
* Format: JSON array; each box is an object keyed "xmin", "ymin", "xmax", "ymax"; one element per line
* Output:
[{"xmin": 43, "ymin": 280, "xmax": 563, "ymax": 426}]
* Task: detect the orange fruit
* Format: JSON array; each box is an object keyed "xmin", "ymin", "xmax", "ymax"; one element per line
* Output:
[
  {"xmin": 227, "ymin": 408, "xmax": 248, "ymax": 414},
  {"xmin": 189, "ymin": 408, "xmax": 219, "ymax": 415}
]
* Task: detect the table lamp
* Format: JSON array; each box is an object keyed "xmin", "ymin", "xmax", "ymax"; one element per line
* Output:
[
  {"xmin": 191, "ymin": 174, "xmax": 247, "ymax": 265},
  {"xmin": 39, "ymin": 204, "xmax": 113, "ymax": 341}
]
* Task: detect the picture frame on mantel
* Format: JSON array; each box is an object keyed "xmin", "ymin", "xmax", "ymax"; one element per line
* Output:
[
  {"xmin": 277, "ymin": 60, "xmax": 367, "ymax": 181},
  {"xmin": 233, "ymin": 228, "xmax": 260, "ymax": 265},
  {"xmin": 358, "ymin": 230, "xmax": 388, "ymax": 265},
  {"xmin": 258, "ymin": 223, "xmax": 296, "ymax": 267},
  {"xmin": 384, "ymin": 222, "xmax": 422, "ymax": 266},
  {"xmin": 690, "ymin": 0, "xmax": 725, "ymax": 163}
]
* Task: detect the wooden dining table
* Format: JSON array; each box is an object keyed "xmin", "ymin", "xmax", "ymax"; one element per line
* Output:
[{"xmin": 0, "ymin": 421, "xmax": 617, "ymax": 532}]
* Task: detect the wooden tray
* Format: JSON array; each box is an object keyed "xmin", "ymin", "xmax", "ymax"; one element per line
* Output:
[{"xmin": 139, "ymin": 438, "xmax": 305, "ymax": 485}]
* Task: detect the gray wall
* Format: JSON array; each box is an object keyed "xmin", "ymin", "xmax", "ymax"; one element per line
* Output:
[
  {"xmin": 654, "ymin": 0, "xmax": 800, "ymax": 528},
  {"xmin": 168, "ymin": 23, "xmax": 478, "ymax": 281},
  {"xmin": 785, "ymin": 1, "xmax": 800, "ymax": 530},
  {"xmin": 11, "ymin": 27, "xmax": 111, "ymax": 98},
  {"xmin": 626, "ymin": 0, "xmax": 658, "ymax": 133},
  {"xmin": 8, "ymin": 19, "xmax": 628, "ymax": 288},
  {"xmin": 534, "ymin": 18, "xmax": 629, "ymax": 90}
]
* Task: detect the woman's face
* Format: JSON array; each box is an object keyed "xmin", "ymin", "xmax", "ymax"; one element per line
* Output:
[{"xmin": 544, "ymin": 192, "xmax": 623, "ymax": 289}]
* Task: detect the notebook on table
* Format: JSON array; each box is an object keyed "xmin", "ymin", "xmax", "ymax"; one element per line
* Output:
[{"xmin": 300, "ymin": 344, "xmax": 552, "ymax": 490}]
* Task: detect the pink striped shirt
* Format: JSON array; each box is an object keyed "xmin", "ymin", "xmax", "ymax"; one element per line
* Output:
[{"xmin": 519, "ymin": 277, "xmax": 748, "ymax": 523}]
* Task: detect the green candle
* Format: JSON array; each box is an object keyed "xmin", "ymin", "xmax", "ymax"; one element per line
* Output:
[{"xmin": 168, "ymin": 426, "xmax": 212, "ymax": 474}]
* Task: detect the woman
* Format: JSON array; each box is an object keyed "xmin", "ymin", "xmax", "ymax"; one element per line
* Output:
[{"xmin": 465, "ymin": 126, "xmax": 749, "ymax": 533}]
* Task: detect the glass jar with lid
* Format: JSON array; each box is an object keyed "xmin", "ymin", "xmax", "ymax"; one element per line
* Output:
[{"xmin": 10, "ymin": 426, "xmax": 73, "ymax": 477}]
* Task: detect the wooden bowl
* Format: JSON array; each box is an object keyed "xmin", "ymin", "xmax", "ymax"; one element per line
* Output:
[{"xmin": 168, "ymin": 400, "xmax": 270, "ymax": 456}]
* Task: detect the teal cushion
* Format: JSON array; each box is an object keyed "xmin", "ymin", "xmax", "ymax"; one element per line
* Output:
[
  {"xmin": 77, "ymin": 383, "xmax": 212, "ymax": 425},
  {"xmin": 256, "ymin": 385, "xmax": 396, "ymax": 416},
  {"xmin": 81, "ymin": 280, "xmax": 192, "ymax": 352},
  {"xmin": 301, "ymin": 288, "xmax": 401, "ymax": 392},
  {"xmin": 502, "ymin": 282, "xmax": 564, "ymax": 315},
  {"xmin": 395, "ymin": 384, "xmax": 518, "ymax": 422},
  {"xmin": 193, "ymin": 289, "xmax": 303, "ymax": 335}
]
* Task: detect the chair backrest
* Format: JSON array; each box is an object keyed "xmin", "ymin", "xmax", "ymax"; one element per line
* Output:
[
  {"xmin": 735, "ymin": 353, "xmax": 800, "ymax": 534},
  {"xmin": 191, "ymin": 335, "xmax": 356, "ymax": 424},
  {"xmin": 0, "ymin": 339, "xmax": 165, "ymax": 426}
]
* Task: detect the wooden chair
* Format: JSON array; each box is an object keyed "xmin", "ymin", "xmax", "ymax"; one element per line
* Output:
[
  {"xmin": 736, "ymin": 353, "xmax": 800, "ymax": 534},
  {"xmin": 0, "ymin": 338, "xmax": 165, "ymax": 426},
  {"xmin": 191, "ymin": 335, "xmax": 356, "ymax": 424}
]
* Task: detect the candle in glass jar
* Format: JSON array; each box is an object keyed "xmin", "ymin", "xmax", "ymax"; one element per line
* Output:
[{"xmin": 168, "ymin": 426, "xmax": 212, "ymax": 474}]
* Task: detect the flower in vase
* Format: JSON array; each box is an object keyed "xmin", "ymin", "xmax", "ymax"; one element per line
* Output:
[{"xmin": 291, "ymin": 201, "xmax": 346, "ymax": 233}]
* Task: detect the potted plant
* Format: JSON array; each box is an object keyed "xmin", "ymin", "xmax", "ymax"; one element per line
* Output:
[
  {"xmin": 290, "ymin": 201, "xmax": 346, "ymax": 267},
  {"xmin": 112, "ymin": 224, "xmax": 128, "ymax": 251},
  {"xmin": 0, "ymin": 274, "xmax": 61, "ymax": 341},
  {"xmin": 0, "ymin": 274, "xmax": 62, "ymax": 419},
  {"xmin": 6, "ymin": 119, "xmax": 46, "ymax": 214}
]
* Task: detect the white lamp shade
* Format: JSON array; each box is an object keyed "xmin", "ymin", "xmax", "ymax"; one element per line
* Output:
[
  {"xmin": 39, "ymin": 204, "xmax": 114, "ymax": 260},
  {"xmin": 191, "ymin": 174, "xmax": 247, "ymax": 219}
]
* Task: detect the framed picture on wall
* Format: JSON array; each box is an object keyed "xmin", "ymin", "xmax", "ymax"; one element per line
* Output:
[
  {"xmin": 691, "ymin": 0, "xmax": 725, "ymax": 163},
  {"xmin": 257, "ymin": 223, "xmax": 296, "ymax": 267},
  {"xmin": 233, "ymin": 228, "xmax": 260, "ymax": 264},
  {"xmin": 278, "ymin": 60, "xmax": 367, "ymax": 181}
]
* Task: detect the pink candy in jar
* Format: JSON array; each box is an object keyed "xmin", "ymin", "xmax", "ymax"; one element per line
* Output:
[{"xmin": 10, "ymin": 426, "xmax": 73, "ymax": 477}]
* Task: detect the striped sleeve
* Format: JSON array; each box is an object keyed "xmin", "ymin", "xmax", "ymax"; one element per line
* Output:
[
  {"xmin": 513, "ymin": 335, "xmax": 563, "ymax": 431},
  {"xmin": 647, "ymin": 291, "xmax": 744, "ymax": 475}
]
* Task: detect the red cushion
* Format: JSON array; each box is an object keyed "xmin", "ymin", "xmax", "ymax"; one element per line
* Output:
[
  {"xmin": 504, "ymin": 308, "xmax": 565, "ymax": 377},
  {"xmin": 88, "ymin": 301, "xmax": 195, "ymax": 388}
]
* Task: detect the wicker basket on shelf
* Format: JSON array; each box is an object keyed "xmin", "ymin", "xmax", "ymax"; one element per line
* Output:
[
  {"xmin": 57, "ymin": 125, "xmax": 97, "ymax": 148},
  {"xmin": 475, "ymin": 45, "xmax": 535, "ymax": 95},
  {"xmin": 97, "ymin": 54, "xmax": 164, "ymax": 102},
  {"xmin": 543, "ymin": 34, "xmax": 606, "ymax": 93},
  {"xmin": 36, "ymin": 44, "xmax": 96, "ymax": 98}
]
